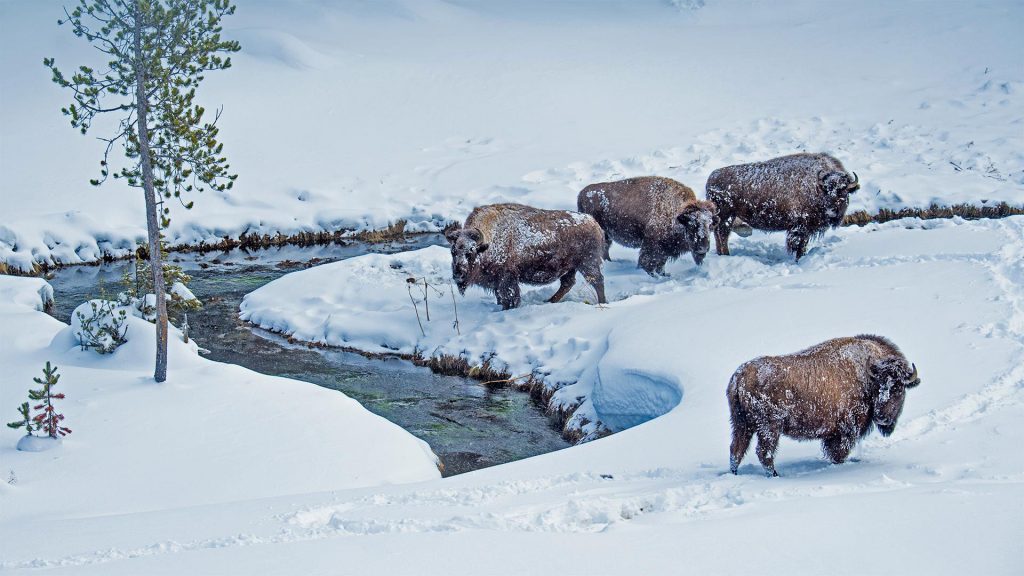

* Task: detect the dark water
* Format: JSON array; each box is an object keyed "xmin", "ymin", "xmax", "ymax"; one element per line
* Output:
[{"xmin": 46, "ymin": 237, "xmax": 569, "ymax": 476}]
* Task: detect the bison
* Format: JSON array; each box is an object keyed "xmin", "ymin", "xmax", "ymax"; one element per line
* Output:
[
  {"xmin": 577, "ymin": 176, "xmax": 718, "ymax": 276},
  {"xmin": 727, "ymin": 335, "xmax": 920, "ymax": 477},
  {"xmin": 445, "ymin": 203, "xmax": 607, "ymax": 310},
  {"xmin": 706, "ymin": 153, "xmax": 860, "ymax": 261}
]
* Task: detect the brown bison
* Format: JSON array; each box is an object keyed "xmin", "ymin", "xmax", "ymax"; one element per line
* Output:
[
  {"xmin": 727, "ymin": 335, "xmax": 920, "ymax": 477},
  {"xmin": 577, "ymin": 176, "xmax": 718, "ymax": 276},
  {"xmin": 445, "ymin": 203, "xmax": 607, "ymax": 310},
  {"xmin": 706, "ymin": 153, "xmax": 860, "ymax": 261}
]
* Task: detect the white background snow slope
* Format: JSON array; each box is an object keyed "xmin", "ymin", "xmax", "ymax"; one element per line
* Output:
[
  {"xmin": 1, "ymin": 1, "xmax": 1023, "ymax": 574},
  {"xmin": 1, "ymin": 0, "xmax": 1022, "ymax": 270}
]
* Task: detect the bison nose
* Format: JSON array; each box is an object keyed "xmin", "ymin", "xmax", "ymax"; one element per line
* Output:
[{"xmin": 693, "ymin": 251, "xmax": 707, "ymax": 266}]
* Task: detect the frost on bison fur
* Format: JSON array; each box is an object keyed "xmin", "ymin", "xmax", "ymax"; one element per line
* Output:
[
  {"xmin": 727, "ymin": 335, "xmax": 920, "ymax": 477},
  {"xmin": 577, "ymin": 176, "xmax": 718, "ymax": 276},
  {"xmin": 445, "ymin": 203, "xmax": 607, "ymax": 310},
  {"xmin": 706, "ymin": 152, "xmax": 860, "ymax": 261}
]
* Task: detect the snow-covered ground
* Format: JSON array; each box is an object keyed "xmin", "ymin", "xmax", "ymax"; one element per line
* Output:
[
  {"xmin": 2, "ymin": 0, "xmax": 1024, "ymax": 574},
  {"xmin": 1, "ymin": 0, "xmax": 1022, "ymax": 271},
  {"xmin": 3, "ymin": 217, "xmax": 1024, "ymax": 573},
  {"xmin": 238, "ymin": 216, "xmax": 1024, "ymax": 443},
  {"xmin": 0, "ymin": 276, "xmax": 439, "ymax": 522}
]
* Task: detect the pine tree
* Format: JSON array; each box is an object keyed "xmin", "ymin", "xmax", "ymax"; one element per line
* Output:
[
  {"xmin": 7, "ymin": 403, "xmax": 34, "ymax": 436},
  {"xmin": 46, "ymin": 0, "xmax": 239, "ymax": 382},
  {"xmin": 29, "ymin": 362, "xmax": 72, "ymax": 439}
]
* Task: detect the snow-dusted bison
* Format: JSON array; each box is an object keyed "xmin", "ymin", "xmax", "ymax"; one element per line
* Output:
[
  {"xmin": 706, "ymin": 153, "xmax": 860, "ymax": 261},
  {"xmin": 577, "ymin": 176, "xmax": 718, "ymax": 276},
  {"xmin": 445, "ymin": 203, "xmax": 607, "ymax": 310},
  {"xmin": 727, "ymin": 335, "xmax": 920, "ymax": 477}
]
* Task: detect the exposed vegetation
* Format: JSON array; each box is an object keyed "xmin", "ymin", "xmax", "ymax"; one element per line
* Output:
[{"xmin": 842, "ymin": 202, "xmax": 1024, "ymax": 226}]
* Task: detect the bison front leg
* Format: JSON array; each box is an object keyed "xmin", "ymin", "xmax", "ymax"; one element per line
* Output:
[
  {"xmin": 822, "ymin": 433, "xmax": 856, "ymax": 465},
  {"xmin": 548, "ymin": 270, "xmax": 577, "ymax": 303},
  {"xmin": 495, "ymin": 277, "xmax": 521, "ymax": 310},
  {"xmin": 602, "ymin": 233, "xmax": 613, "ymax": 261},
  {"xmin": 638, "ymin": 242, "xmax": 668, "ymax": 277},
  {"xmin": 714, "ymin": 216, "xmax": 733, "ymax": 256},
  {"xmin": 755, "ymin": 428, "xmax": 781, "ymax": 477},
  {"xmin": 786, "ymin": 227, "xmax": 811, "ymax": 261}
]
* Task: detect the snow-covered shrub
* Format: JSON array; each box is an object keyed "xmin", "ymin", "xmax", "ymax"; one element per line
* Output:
[{"xmin": 72, "ymin": 299, "xmax": 129, "ymax": 353}]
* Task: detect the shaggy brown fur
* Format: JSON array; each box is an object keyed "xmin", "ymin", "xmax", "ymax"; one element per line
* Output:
[
  {"xmin": 445, "ymin": 203, "xmax": 607, "ymax": 310},
  {"xmin": 727, "ymin": 335, "xmax": 920, "ymax": 477},
  {"xmin": 577, "ymin": 176, "xmax": 718, "ymax": 276},
  {"xmin": 706, "ymin": 153, "xmax": 860, "ymax": 261}
]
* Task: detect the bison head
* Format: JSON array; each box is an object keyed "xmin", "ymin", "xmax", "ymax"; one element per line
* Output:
[
  {"xmin": 819, "ymin": 170, "xmax": 860, "ymax": 227},
  {"xmin": 674, "ymin": 201, "xmax": 718, "ymax": 266},
  {"xmin": 445, "ymin": 227, "xmax": 488, "ymax": 294},
  {"xmin": 869, "ymin": 357, "xmax": 920, "ymax": 437}
]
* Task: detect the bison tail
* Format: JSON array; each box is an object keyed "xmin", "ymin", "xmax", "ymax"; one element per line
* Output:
[
  {"xmin": 726, "ymin": 370, "xmax": 749, "ymax": 428},
  {"xmin": 727, "ymin": 369, "xmax": 755, "ymax": 474}
]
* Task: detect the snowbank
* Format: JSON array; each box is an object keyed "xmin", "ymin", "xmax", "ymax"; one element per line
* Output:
[
  {"xmin": 242, "ymin": 217, "xmax": 1024, "ymax": 444},
  {"xmin": 5, "ymin": 217, "xmax": 1022, "ymax": 575},
  {"xmin": 2, "ymin": 0, "xmax": 1022, "ymax": 271},
  {"xmin": 0, "ymin": 275, "xmax": 440, "ymax": 525}
]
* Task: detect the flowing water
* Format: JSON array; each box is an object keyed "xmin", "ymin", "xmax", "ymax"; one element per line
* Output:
[{"xmin": 45, "ymin": 237, "xmax": 569, "ymax": 476}]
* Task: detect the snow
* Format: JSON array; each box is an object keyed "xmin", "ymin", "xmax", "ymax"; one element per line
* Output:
[
  {"xmin": 1, "ymin": 0, "xmax": 1022, "ymax": 271},
  {"xmin": 1, "ymin": 0, "xmax": 1023, "ymax": 574},
  {"xmin": 15, "ymin": 435, "xmax": 62, "ymax": 453},
  {"xmin": 0, "ymin": 274, "xmax": 439, "ymax": 524}
]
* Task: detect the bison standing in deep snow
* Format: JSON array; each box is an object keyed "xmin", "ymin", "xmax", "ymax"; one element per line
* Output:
[
  {"xmin": 706, "ymin": 153, "xmax": 860, "ymax": 261},
  {"xmin": 445, "ymin": 203, "xmax": 607, "ymax": 310},
  {"xmin": 577, "ymin": 176, "xmax": 718, "ymax": 276},
  {"xmin": 727, "ymin": 335, "xmax": 920, "ymax": 477}
]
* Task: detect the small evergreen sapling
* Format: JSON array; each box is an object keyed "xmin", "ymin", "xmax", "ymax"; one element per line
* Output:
[
  {"xmin": 29, "ymin": 363, "xmax": 71, "ymax": 439},
  {"xmin": 7, "ymin": 402, "xmax": 34, "ymax": 436}
]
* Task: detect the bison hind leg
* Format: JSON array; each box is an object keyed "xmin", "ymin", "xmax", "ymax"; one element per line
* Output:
[
  {"xmin": 548, "ymin": 270, "xmax": 577, "ymax": 303},
  {"xmin": 579, "ymin": 262, "xmax": 607, "ymax": 304},
  {"xmin": 729, "ymin": 420, "xmax": 754, "ymax": 475}
]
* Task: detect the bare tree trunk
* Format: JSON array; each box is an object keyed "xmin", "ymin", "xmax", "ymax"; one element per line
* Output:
[{"xmin": 134, "ymin": 6, "xmax": 168, "ymax": 383}]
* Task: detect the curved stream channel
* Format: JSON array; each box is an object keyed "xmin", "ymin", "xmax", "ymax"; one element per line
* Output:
[{"xmin": 45, "ymin": 236, "xmax": 569, "ymax": 476}]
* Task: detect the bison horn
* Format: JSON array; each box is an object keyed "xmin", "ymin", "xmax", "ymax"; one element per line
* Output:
[
  {"xmin": 849, "ymin": 171, "xmax": 860, "ymax": 191},
  {"xmin": 907, "ymin": 363, "xmax": 921, "ymax": 388}
]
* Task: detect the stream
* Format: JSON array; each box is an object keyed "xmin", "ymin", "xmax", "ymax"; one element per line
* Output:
[{"xmin": 44, "ymin": 236, "xmax": 569, "ymax": 476}]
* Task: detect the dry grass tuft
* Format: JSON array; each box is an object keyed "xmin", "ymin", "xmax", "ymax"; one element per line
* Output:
[
  {"xmin": 843, "ymin": 202, "xmax": 1024, "ymax": 227},
  {"xmin": 353, "ymin": 220, "xmax": 408, "ymax": 243}
]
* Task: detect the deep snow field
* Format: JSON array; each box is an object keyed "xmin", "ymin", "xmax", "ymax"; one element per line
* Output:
[{"xmin": 2, "ymin": 0, "xmax": 1024, "ymax": 574}]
